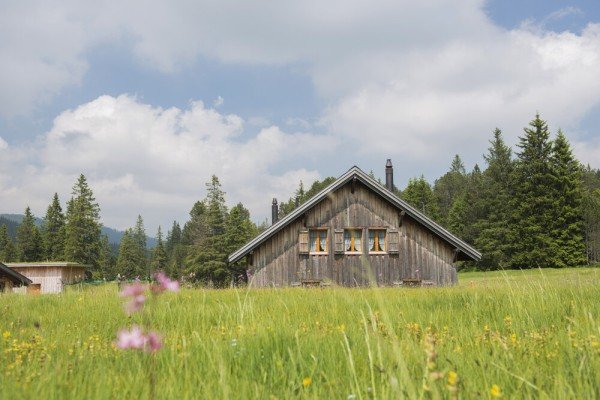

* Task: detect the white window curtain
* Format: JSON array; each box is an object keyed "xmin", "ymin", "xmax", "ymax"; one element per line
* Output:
[
  {"xmin": 368, "ymin": 230, "xmax": 375, "ymax": 251},
  {"xmin": 310, "ymin": 231, "xmax": 317, "ymax": 252},
  {"xmin": 378, "ymin": 230, "xmax": 385, "ymax": 251},
  {"xmin": 344, "ymin": 231, "xmax": 351, "ymax": 251},
  {"xmin": 354, "ymin": 230, "xmax": 361, "ymax": 250},
  {"xmin": 319, "ymin": 231, "xmax": 327, "ymax": 251}
]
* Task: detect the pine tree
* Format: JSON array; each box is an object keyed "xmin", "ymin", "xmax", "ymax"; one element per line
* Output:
[
  {"xmin": 549, "ymin": 130, "xmax": 586, "ymax": 267},
  {"xmin": 64, "ymin": 174, "xmax": 101, "ymax": 268},
  {"xmin": 116, "ymin": 229, "xmax": 140, "ymax": 278},
  {"xmin": 41, "ymin": 193, "xmax": 65, "ymax": 260},
  {"xmin": 186, "ymin": 175, "xmax": 229, "ymax": 285},
  {"xmin": 97, "ymin": 234, "xmax": 115, "ymax": 279},
  {"xmin": 133, "ymin": 215, "xmax": 148, "ymax": 276},
  {"xmin": 165, "ymin": 221, "xmax": 182, "ymax": 257},
  {"xmin": 583, "ymin": 188, "xmax": 600, "ymax": 263},
  {"xmin": 434, "ymin": 155, "xmax": 468, "ymax": 224},
  {"xmin": 0, "ymin": 225, "xmax": 17, "ymax": 262},
  {"xmin": 474, "ymin": 128, "xmax": 514, "ymax": 270},
  {"xmin": 225, "ymin": 203, "xmax": 258, "ymax": 282},
  {"xmin": 509, "ymin": 114, "xmax": 556, "ymax": 268},
  {"xmin": 151, "ymin": 226, "xmax": 168, "ymax": 273},
  {"xmin": 402, "ymin": 176, "xmax": 441, "ymax": 221},
  {"xmin": 16, "ymin": 206, "xmax": 43, "ymax": 262},
  {"xmin": 182, "ymin": 202, "xmax": 208, "ymax": 246},
  {"xmin": 165, "ymin": 221, "xmax": 185, "ymax": 278}
]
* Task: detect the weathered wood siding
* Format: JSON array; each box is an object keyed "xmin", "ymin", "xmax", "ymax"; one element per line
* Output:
[
  {"xmin": 9, "ymin": 266, "xmax": 85, "ymax": 294},
  {"xmin": 249, "ymin": 181, "xmax": 458, "ymax": 287}
]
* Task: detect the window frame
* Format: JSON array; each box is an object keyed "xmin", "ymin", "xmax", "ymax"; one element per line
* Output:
[
  {"xmin": 309, "ymin": 228, "xmax": 329, "ymax": 255},
  {"xmin": 344, "ymin": 228, "xmax": 363, "ymax": 255},
  {"xmin": 367, "ymin": 228, "xmax": 388, "ymax": 254}
]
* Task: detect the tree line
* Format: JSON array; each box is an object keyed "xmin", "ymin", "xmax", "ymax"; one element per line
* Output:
[
  {"xmin": 399, "ymin": 114, "xmax": 599, "ymax": 270},
  {"xmin": 1, "ymin": 114, "xmax": 599, "ymax": 282}
]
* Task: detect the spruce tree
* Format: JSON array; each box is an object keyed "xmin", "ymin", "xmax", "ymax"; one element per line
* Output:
[
  {"xmin": 97, "ymin": 234, "xmax": 115, "ymax": 279},
  {"xmin": 151, "ymin": 226, "xmax": 168, "ymax": 273},
  {"xmin": 583, "ymin": 188, "xmax": 600, "ymax": 263},
  {"xmin": 509, "ymin": 114, "xmax": 556, "ymax": 268},
  {"xmin": 186, "ymin": 175, "xmax": 229, "ymax": 285},
  {"xmin": 549, "ymin": 130, "xmax": 586, "ymax": 267},
  {"xmin": 434, "ymin": 155, "xmax": 468, "ymax": 224},
  {"xmin": 41, "ymin": 193, "xmax": 65, "ymax": 260},
  {"xmin": 402, "ymin": 176, "xmax": 441, "ymax": 221},
  {"xmin": 225, "ymin": 203, "xmax": 258, "ymax": 282},
  {"xmin": 64, "ymin": 174, "xmax": 101, "ymax": 268},
  {"xmin": 475, "ymin": 129, "xmax": 514, "ymax": 270},
  {"xmin": 165, "ymin": 221, "xmax": 185, "ymax": 278},
  {"xmin": 133, "ymin": 215, "xmax": 148, "ymax": 276},
  {"xmin": 16, "ymin": 206, "xmax": 43, "ymax": 262},
  {"xmin": 116, "ymin": 229, "xmax": 140, "ymax": 278},
  {"xmin": 0, "ymin": 225, "xmax": 17, "ymax": 262},
  {"xmin": 165, "ymin": 221, "xmax": 182, "ymax": 257}
]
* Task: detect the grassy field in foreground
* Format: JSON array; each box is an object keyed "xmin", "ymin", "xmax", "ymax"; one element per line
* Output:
[{"xmin": 1, "ymin": 268, "xmax": 599, "ymax": 399}]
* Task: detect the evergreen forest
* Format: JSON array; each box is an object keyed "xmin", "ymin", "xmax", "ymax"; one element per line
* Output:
[{"xmin": 1, "ymin": 114, "xmax": 599, "ymax": 285}]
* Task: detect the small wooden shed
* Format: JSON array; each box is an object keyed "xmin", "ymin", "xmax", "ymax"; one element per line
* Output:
[
  {"xmin": 229, "ymin": 163, "xmax": 481, "ymax": 287},
  {"xmin": 0, "ymin": 262, "xmax": 32, "ymax": 293},
  {"xmin": 5, "ymin": 262, "xmax": 86, "ymax": 294}
]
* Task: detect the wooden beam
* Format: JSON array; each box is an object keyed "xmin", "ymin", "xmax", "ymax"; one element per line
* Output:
[
  {"xmin": 398, "ymin": 210, "xmax": 406, "ymax": 227},
  {"xmin": 452, "ymin": 248, "xmax": 460, "ymax": 263},
  {"xmin": 351, "ymin": 176, "xmax": 357, "ymax": 194}
]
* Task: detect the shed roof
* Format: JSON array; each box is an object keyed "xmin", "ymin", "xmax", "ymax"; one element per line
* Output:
[
  {"xmin": 228, "ymin": 166, "xmax": 482, "ymax": 263},
  {"xmin": 6, "ymin": 262, "xmax": 88, "ymax": 269},
  {"xmin": 0, "ymin": 262, "xmax": 32, "ymax": 286}
]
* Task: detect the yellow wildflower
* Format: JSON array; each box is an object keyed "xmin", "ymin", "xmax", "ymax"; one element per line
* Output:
[
  {"xmin": 490, "ymin": 384, "xmax": 502, "ymax": 397},
  {"xmin": 302, "ymin": 377, "xmax": 312, "ymax": 388},
  {"xmin": 447, "ymin": 371, "xmax": 458, "ymax": 386},
  {"xmin": 2, "ymin": 331, "xmax": 11, "ymax": 340}
]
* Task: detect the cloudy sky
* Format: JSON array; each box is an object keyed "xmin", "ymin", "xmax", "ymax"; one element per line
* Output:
[{"xmin": 1, "ymin": 0, "xmax": 599, "ymax": 233}]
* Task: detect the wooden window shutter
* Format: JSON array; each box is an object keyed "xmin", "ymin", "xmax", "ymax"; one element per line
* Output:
[
  {"xmin": 334, "ymin": 229, "xmax": 344, "ymax": 254},
  {"xmin": 299, "ymin": 230, "xmax": 309, "ymax": 254},
  {"xmin": 387, "ymin": 228, "xmax": 400, "ymax": 253}
]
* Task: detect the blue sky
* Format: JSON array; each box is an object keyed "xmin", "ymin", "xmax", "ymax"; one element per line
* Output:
[{"xmin": 1, "ymin": 0, "xmax": 599, "ymax": 232}]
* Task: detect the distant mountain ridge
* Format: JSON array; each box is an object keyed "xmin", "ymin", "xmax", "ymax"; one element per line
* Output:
[{"xmin": 0, "ymin": 213, "xmax": 156, "ymax": 247}]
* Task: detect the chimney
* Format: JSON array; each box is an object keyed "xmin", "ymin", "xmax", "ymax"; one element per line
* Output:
[
  {"xmin": 272, "ymin": 198, "xmax": 279, "ymax": 225},
  {"xmin": 385, "ymin": 159, "xmax": 394, "ymax": 191}
]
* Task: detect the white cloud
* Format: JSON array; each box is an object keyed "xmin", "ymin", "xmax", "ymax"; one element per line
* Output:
[
  {"xmin": 2, "ymin": 0, "xmax": 600, "ymax": 228},
  {"xmin": 0, "ymin": 95, "xmax": 334, "ymax": 231}
]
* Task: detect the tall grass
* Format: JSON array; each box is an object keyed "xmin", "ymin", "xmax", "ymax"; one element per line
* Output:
[{"xmin": 1, "ymin": 268, "xmax": 599, "ymax": 399}]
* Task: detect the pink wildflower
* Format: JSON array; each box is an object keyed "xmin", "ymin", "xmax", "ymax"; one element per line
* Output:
[
  {"xmin": 120, "ymin": 283, "xmax": 146, "ymax": 297},
  {"xmin": 116, "ymin": 325, "xmax": 146, "ymax": 350},
  {"xmin": 120, "ymin": 283, "xmax": 147, "ymax": 314},
  {"xmin": 125, "ymin": 295, "xmax": 146, "ymax": 314},
  {"xmin": 154, "ymin": 272, "xmax": 179, "ymax": 293},
  {"xmin": 146, "ymin": 331, "xmax": 163, "ymax": 352}
]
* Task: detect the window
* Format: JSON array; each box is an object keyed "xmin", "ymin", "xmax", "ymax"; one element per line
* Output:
[
  {"xmin": 344, "ymin": 229, "xmax": 362, "ymax": 253},
  {"xmin": 309, "ymin": 229, "xmax": 328, "ymax": 253},
  {"xmin": 369, "ymin": 229, "xmax": 386, "ymax": 253}
]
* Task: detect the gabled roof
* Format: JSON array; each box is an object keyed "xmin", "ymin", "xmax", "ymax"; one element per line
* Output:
[
  {"xmin": 0, "ymin": 262, "xmax": 32, "ymax": 286},
  {"xmin": 228, "ymin": 166, "xmax": 482, "ymax": 263}
]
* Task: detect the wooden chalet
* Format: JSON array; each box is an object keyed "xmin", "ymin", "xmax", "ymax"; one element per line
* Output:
[
  {"xmin": 0, "ymin": 262, "xmax": 32, "ymax": 293},
  {"xmin": 229, "ymin": 161, "xmax": 481, "ymax": 287}
]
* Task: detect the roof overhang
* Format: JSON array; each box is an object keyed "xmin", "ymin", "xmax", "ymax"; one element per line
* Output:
[
  {"xmin": 228, "ymin": 166, "xmax": 482, "ymax": 263},
  {"xmin": 0, "ymin": 262, "xmax": 33, "ymax": 286}
]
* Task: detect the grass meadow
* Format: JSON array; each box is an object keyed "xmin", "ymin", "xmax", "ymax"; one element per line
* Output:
[{"xmin": 1, "ymin": 268, "xmax": 599, "ymax": 399}]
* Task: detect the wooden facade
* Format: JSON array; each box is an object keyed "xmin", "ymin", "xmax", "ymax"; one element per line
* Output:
[
  {"xmin": 0, "ymin": 262, "xmax": 31, "ymax": 293},
  {"xmin": 230, "ymin": 166, "xmax": 481, "ymax": 288},
  {"xmin": 5, "ymin": 262, "xmax": 86, "ymax": 294}
]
